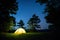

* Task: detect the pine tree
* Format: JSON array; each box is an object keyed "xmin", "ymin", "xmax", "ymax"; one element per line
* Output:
[
  {"xmin": 28, "ymin": 14, "xmax": 41, "ymax": 31},
  {"xmin": 18, "ymin": 20, "xmax": 24, "ymax": 28}
]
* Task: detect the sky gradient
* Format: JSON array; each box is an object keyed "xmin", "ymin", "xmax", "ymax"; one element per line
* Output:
[{"xmin": 14, "ymin": 0, "xmax": 48, "ymax": 29}]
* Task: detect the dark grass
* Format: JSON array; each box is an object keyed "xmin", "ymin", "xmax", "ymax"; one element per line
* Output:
[{"xmin": 0, "ymin": 32, "xmax": 56, "ymax": 40}]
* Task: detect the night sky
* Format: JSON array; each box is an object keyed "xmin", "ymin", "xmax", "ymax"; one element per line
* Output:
[{"xmin": 14, "ymin": 0, "xmax": 48, "ymax": 29}]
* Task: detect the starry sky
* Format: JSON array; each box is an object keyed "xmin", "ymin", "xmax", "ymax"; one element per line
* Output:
[{"xmin": 14, "ymin": 0, "xmax": 48, "ymax": 29}]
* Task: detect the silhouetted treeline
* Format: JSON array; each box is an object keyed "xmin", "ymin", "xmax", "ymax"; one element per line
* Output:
[{"xmin": 16, "ymin": 14, "xmax": 41, "ymax": 32}]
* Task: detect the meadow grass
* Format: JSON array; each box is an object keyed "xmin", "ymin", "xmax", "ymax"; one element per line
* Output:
[{"xmin": 0, "ymin": 32, "xmax": 54, "ymax": 40}]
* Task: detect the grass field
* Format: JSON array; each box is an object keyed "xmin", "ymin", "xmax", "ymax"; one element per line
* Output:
[{"xmin": 0, "ymin": 32, "xmax": 55, "ymax": 40}]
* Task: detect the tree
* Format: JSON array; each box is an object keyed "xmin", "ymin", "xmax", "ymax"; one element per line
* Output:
[
  {"xmin": 28, "ymin": 14, "xmax": 41, "ymax": 31},
  {"xmin": 9, "ymin": 16, "xmax": 16, "ymax": 30},
  {"xmin": 36, "ymin": 0, "xmax": 60, "ymax": 32},
  {"xmin": 0, "ymin": 0, "xmax": 18, "ymax": 14},
  {"xmin": 18, "ymin": 20, "xmax": 24, "ymax": 28},
  {"xmin": 0, "ymin": 0, "xmax": 18, "ymax": 32},
  {"xmin": 8, "ymin": 16, "xmax": 16, "ymax": 33}
]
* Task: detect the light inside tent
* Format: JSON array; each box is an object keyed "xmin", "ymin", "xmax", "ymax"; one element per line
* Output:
[{"xmin": 14, "ymin": 28, "xmax": 26, "ymax": 35}]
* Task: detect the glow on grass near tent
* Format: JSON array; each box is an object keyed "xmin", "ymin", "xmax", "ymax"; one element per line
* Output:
[{"xmin": 14, "ymin": 28, "xmax": 26, "ymax": 35}]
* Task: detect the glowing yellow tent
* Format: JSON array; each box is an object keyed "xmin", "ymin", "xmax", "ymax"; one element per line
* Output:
[{"xmin": 14, "ymin": 28, "xmax": 26, "ymax": 35}]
